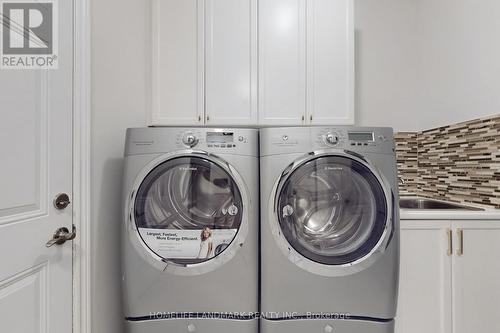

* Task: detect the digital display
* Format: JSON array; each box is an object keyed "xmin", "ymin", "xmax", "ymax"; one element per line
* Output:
[
  {"xmin": 348, "ymin": 132, "xmax": 374, "ymax": 141},
  {"xmin": 206, "ymin": 132, "xmax": 234, "ymax": 143}
]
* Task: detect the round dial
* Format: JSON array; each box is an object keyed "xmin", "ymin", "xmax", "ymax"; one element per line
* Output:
[
  {"xmin": 182, "ymin": 133, "xmax": 198, "ymax": 147},
  {"xmin": 324, "ymin": 132, "xmax": 339, "ymax": 145}
]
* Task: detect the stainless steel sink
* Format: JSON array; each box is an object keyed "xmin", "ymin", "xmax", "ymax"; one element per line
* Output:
[{"xmin": 399, "ymin": 197, "xmax": 484, "ymax": 211}]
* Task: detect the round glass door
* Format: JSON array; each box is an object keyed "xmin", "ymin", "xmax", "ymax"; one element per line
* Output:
[
  {"xmin": 277, "ymin": 155, "xmax": 388, "ymax": 265},
  {"xmin": 134, "ymin": 156, "xmax": 243, "ymax": 265}
]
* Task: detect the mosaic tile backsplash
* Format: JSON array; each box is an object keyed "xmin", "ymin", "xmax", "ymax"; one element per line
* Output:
[{"xmin": 394, "ymin": 114, "xmax": 500, "ymax": 208}]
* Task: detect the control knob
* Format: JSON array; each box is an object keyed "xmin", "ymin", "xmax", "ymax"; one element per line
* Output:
[
  {"xmin": 182, "ymin": 133, "xmax": 198, "ymax": 147},
  {"xmin": 324, "ymin": 133, "xmax": 339, "ymax": 145}
]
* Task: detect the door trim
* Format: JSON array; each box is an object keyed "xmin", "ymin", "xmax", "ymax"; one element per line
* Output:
[{"xmin": 72, "ymin": 0, "xmax": 92, "ymax": 332}]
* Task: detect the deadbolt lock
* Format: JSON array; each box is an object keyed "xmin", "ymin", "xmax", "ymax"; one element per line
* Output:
[{"xmin": 54, "ymin": 193, "xmax": 71, "ymax": 210}]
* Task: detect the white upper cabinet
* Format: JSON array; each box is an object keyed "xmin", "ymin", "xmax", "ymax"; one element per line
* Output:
[
  {"xmin": 258, "ymin": 0, "xmax": 307, "ymax": 125},
  {"xmin": 149, "ymin": 0, "xmax": 353, "ymax": 126},
  {"xmin": 205, "ymin": 0, "xmax": 257, "ymax": 125},
  {"xmin": 150, "ymin": 0, "xmax": 256, "ymax": 126},
  {"xmin": 151, "ymin": 0, "xmax": 204, "ymax": 125},
  {"xmin": 259, "ymin": 0, "xmax": 354, "ymax": 126},
  {"xmin": 306, "ymin": 0, "xmax": 354, "ymax": 125}
]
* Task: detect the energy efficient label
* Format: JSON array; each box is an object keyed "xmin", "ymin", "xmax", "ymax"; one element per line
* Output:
[{"xmin": 138, "ymin": 228, "xmax": 238, "ymax": 259}]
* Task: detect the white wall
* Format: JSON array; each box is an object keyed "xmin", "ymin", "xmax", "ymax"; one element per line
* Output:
[
  {"xmin": 354, "ymin": 0, "xmax": 421, "ymax": 131},
  {"xmin": 415, "ymin": 0, "xmax": 500, "ymax": 130},
  {"xmin": 355, "ymin": 0, "xmax": 500, "ymax": 131},
  {"xmin": 91, "ymin": 0, "xmax": 147, "ymax": 332}
]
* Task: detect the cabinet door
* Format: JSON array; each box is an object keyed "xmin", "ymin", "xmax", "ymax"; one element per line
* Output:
[
  {"xmin": 306, "ymin": 0, "xmax": 354, "ymax": 125},
  {"xmin": 396, "ymin": 221, "xmax": 452, "ymax": 333},
  {"xmin": 150, "ymin": 0, "xmax": 204, "ymax": 125},
  {"xmin": 452, "ymin": 221, "xmax": 500, "ymax": 333},
  {"xmin": 258, "ymin": 0, "xmax": 307, "ymax": 125},
  {"xmin": 205, "ymin": 0, "xmax": 257, "ymax": 126}
]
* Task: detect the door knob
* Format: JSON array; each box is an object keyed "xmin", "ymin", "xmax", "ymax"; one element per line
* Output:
[
  {"xmin": 46, "ymin": 225, "xmax": 77, "ymax": 247},
  {"xmin": 54, "ymin": 193, "xmax": 71, "ymax": 210}
]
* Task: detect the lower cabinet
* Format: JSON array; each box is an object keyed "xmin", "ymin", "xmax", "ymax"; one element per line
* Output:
[
  {"xmin": 397, "ymin": 219, "xmax": 500, "ymax": 333},
  {"xmin": 451, "ymin": 221, "xmax": 500, "ymax": 333},
  {"xmin": 396, "ymin": 220, "xmax": 452, "ymax": 333}
]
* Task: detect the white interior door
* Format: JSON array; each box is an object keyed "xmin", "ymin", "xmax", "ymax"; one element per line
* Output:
[
  {"xmin": 396, "ymin": 220, "xmax": 452, "ymax": 333},
  {"xmin": 452, "ymin": 220, "xmax": 500, "ymax": 333},
  {"xmin": 0, "ymin": 0, "xmax": 74, "ymax": 332}
]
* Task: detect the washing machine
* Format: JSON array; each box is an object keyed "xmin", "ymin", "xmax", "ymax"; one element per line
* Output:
[
  {"xmin": 260, "ymin": 126, "xmax": 399, "ymax": 333},
  {"xmin": 122, "ymin": 128, "xmax": 259, "ymax": 333}
]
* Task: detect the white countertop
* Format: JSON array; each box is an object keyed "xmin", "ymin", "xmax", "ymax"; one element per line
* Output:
[
  {"xmin": 400, "ymin": 208, "xmax": 500, "ymax": 220},
  {"xmin": 399, "ymin": 197, "xmax": 500, "ymax": 220}
]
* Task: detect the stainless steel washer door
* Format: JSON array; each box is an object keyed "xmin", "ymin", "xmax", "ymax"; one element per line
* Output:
[
  {"xmin": 134, "ymin": 156, "xmax": 243, "ymax": 266},
  {"xmin": 277, "ymin": 155, "xmax": 388, "ymax": 266}
]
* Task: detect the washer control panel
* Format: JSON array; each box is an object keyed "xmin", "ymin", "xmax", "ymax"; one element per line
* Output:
[
  {"xmin": 205, "ymin": 131, "xmax": 239, "ymax": 148},
  {"xmin": 312, "ymin": 127, "xmax": 393, "ymax": 152},
  {"xmin": 347, "ymin": 131, "xmax": 379, "ymax": 147},
  {"xmin": 125, "ymin": 128, "xmax": 257, "ymax": 156},
  {"xmin": 175, "ymin": 129, "xmax": 250, "ymax": 150}
]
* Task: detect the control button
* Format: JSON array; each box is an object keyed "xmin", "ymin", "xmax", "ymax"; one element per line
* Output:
[
  {"xmin": 350, "ymin": 143, "xmax": 356, "ymax": 146},
  {"xmin": 363, "ymin": 143, "xmax": 368, "ymax": 146},
  {"xmin": 324, "ymin": 133, "xmax": 339, "ymax": 145},
  {"xmin": 187, "ymin": 323, "xmax": 196, "ymax": 332},
  {"xmin": 282, "ymin": 135, "xmax": 289, "ymax": 141},
  {"xmin": 238, "ymin": 136, "xmax": 245, "ymax": 142},
  {"xmin": 324, "ymin": 324, "xmax": 333, "ymax": 333},
  {"xmin": 182, "ymin": 133, "xmax": 198, "ymax": 147}
]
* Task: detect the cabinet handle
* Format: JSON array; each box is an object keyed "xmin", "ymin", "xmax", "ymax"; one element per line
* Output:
[
  {"xmin": 310, "ymin": 115, "xmax": 313, "ymax": 122},
  {"xmin": 206, "ymin": 115, "xmax": 210, "ymax": 122},
  {"xmin": 301, "ymin": 115, "xmax": 305, "ymax": 122},
  {"xmin": 457, "ymin": 228, "xmax": 464, "ymax": 256},
  {"xmin": 446, "ymin": 228, "xmax": 453, "ymax": 256},
  {"xmin": 198, "ymin": 115, "xmax": 201, "ymax": 122}
]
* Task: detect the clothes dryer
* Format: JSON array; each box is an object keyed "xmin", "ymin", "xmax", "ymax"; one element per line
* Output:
[{"xmin": 260, "ymin": 126, "xmax": 399, "ymax": 333}]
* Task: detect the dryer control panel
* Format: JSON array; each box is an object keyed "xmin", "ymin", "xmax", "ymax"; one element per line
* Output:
[
  {"xmin": 313, "ymin": 127, "xmax": 394, "ymax": 154},
  {"xmin": 260, "ymin": 127, "xmax": 395, "ymax": 157}
]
